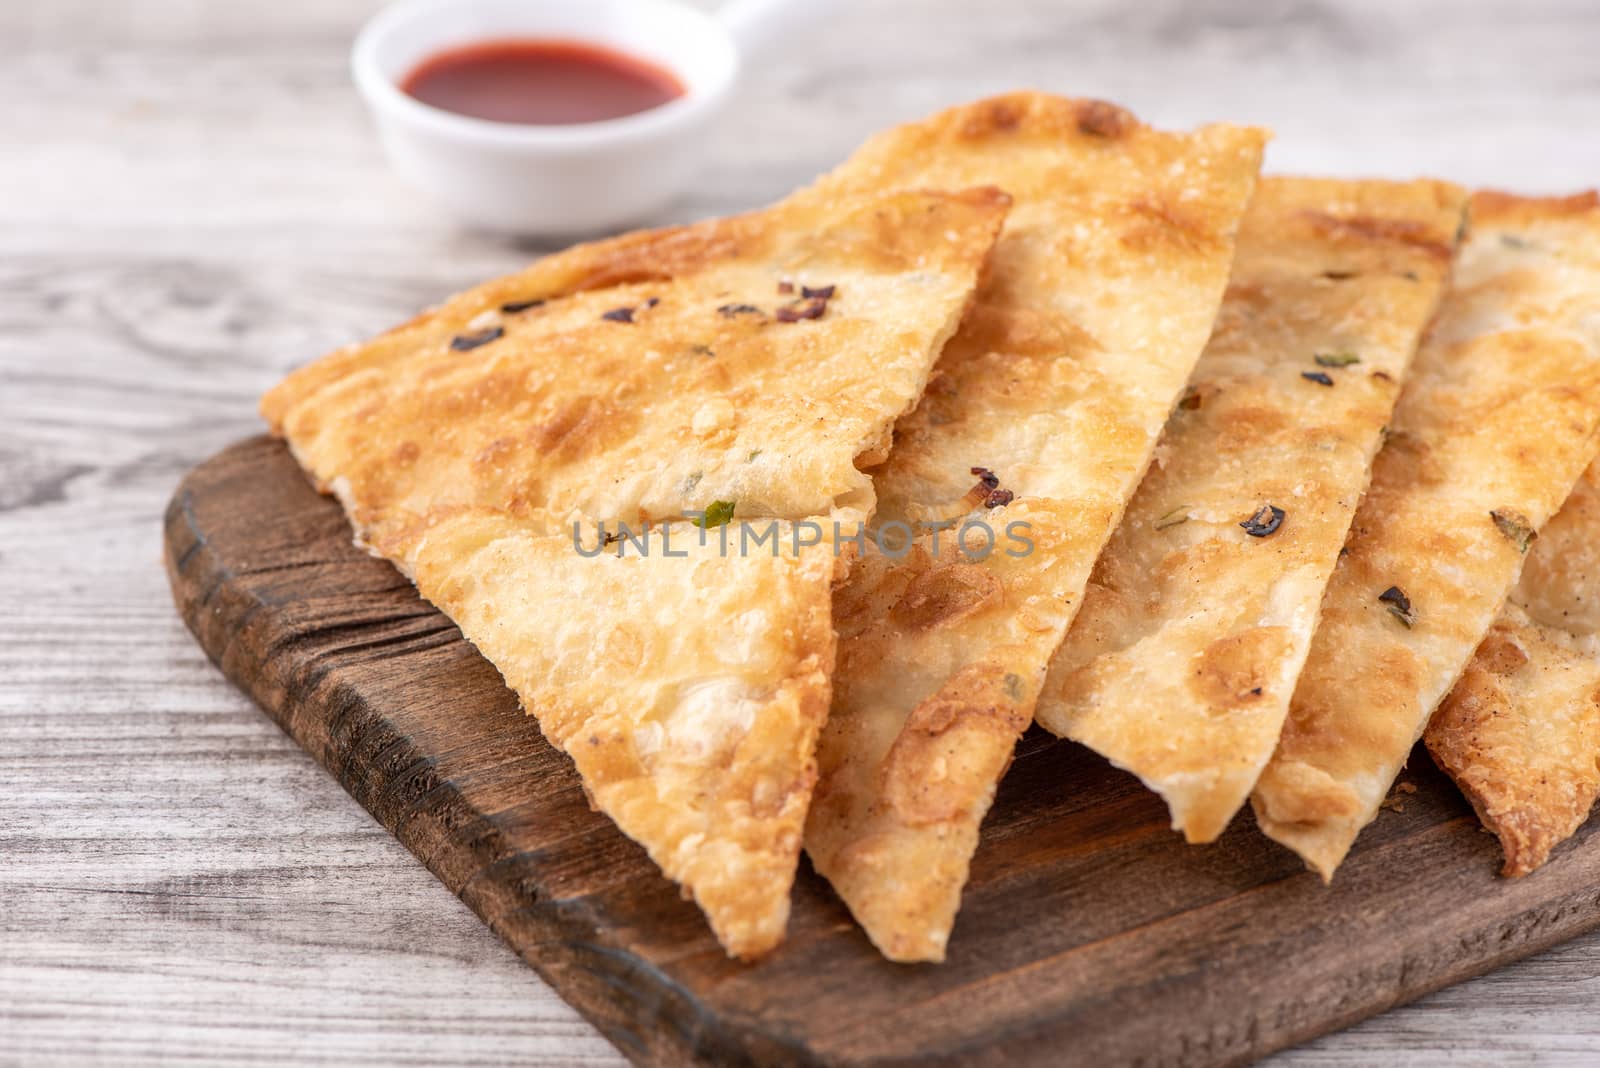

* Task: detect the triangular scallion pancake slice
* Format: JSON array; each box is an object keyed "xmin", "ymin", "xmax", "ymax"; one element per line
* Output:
[
  {"xmin": 264, "ymin": 184, "xmax": 1011, "ymax": 545},
  {"xmin": 800, "ymin": 93, "xmax": 1267, "ymax": 962},
  {"xmin": 1252, "ymin": 191, "xmax": 1600, "ymax": 879},
  {"xmin": 403, "ymin": 509, "xmax": 836, "ymax": 956},
  {"xmin": 1426, "ymin": 458, "xmax": 1600, "ymax": 877},
  {"xmin": 262, "ymin": 185, "xmax": 1012, "ymax": 958},
  {"xmin": 1035, "ymin": 177, "xmax": 1466, "ymax": 843}
]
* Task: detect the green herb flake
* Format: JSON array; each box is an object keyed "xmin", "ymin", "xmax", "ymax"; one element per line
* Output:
[
  {"xmin": 1154, "ymin": 506, "xmax": 1191, "ymax": 531},
  {"xmin": 682, "ymin": 471, "xmax": 703, "ymax": 494},
  {"xmin": 1490, "ymin": 508, "xmax": 1536, "ymax": 553},
  {"xmin": 695, "ymin": 500, "xmax": 736, "ymax": 529},
  {"xmin": 1314, "ymin": 351, "xmax": 1361, "ymax": 368},
  {"xmin": 747, "ymin": 449, "xmax": 762, "ymax": 462},
  {"xmin": 1003, "ymin": 673, "xmax": 1024, "ymax": 701}
]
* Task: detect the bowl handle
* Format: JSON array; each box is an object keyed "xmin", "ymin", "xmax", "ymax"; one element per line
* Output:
[{"xmin": 718, "ymin": 0, "xmax": 826, "ymax": 62}]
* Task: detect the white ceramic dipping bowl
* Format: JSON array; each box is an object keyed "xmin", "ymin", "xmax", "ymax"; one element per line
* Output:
[{"xmin": 353, "ymin": 0, "xmax": 786, "ymax": 235}]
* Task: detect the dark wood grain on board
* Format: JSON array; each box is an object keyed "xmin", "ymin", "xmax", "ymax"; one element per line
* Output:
[{"xmin": 163, "ymin": 435, "xmax": 1600, "ymax": 1068}]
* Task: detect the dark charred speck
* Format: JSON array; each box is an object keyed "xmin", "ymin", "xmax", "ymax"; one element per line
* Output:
[
  {"xmin": 1301, "ymin": 371, "xmax": 1335, "ymax": 386},
  {"xmin": 718, "ymin": 303, "xmax": 762, "ymax": 318},
  {"xmin": 1240, "ymin": 503, "xmax": 1286, "ymax": 537},
  {"xmin": 500, "ymin": 299, "xmax": 545, "ymax": 313},
  {"xmin": 1378, "ymin": 585, "xmax": 1415, "ymax": 628},
  {"xmin": 1379, "ymin": 586, "xmax": 1411, "ymax": 611},
  {"xmin": 602, "ymin": 307, "xmax": 635, "ymax": 323},
  {"xmin": 450, "ymin": 326, "xmax": 503, "ymax": 351},
  {"xmin": 968, "ymin": 466, "xmax": 1013, "ymax": 508},
  {"xmin": 775, "ymin": 297, "xmax": 827, "ymax": 322},
  {"xmin": 801, "ymin": 284, "xmax": 836, "ymax": 300},
  {"xmin": 644, "ymin": 297, "xmax": 660, "ymax": 308}
]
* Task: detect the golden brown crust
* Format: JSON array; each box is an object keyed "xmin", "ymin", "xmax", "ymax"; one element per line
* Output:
[
  {"xmin": 1253, "ymin": 191, "xmax": 1600, "ymax": 879},
  {"xmin": 261, "ymin": 181, "xmax": 1010, "ymax": 959},
  {"xmin": 263, "ymin": 185, "xmax": 1010, "ymax": 542},
  {"xmin": 800, "ymin": 92, "xmax": 1267, "ymax": 961},
  {"xmin": 809, "ymin": 516, "xmax": 1063, "ymax": 961},
  {"xmin": 406, "ymin": 510, "xmax": 837, "ymax": 957},
  {"xmin": 1469, "ymin": 189, "xmax": 1600, "ymax": 226},
  {"xmin": 1035, "ymin": 177, "xmax": 1466, "ymax": 843},
  {"xmin": 1426, "ymin": 462, "xmax": 1600, "ymax": 877}
]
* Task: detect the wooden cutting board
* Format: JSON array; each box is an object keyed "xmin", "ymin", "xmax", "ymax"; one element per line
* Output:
[{"xmin": 164, "ymin": 435, "xmax": 1600, "ymax": 1068}]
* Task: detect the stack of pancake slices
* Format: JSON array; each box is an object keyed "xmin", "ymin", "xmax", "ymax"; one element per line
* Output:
[{"xmin": 263, "ymin": 92, "xmax": 1600, "ymax": 963}]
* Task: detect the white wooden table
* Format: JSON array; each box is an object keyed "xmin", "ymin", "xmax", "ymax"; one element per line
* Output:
[{"xmin": 6, "ymin": 0, "xmax": 1600, "ymax": 1062}]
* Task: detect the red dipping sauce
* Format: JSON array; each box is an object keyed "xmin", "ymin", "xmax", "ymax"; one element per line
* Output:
[{"xmin": 400, "ymin": 38, "xmax": 686, "ymax": 126}]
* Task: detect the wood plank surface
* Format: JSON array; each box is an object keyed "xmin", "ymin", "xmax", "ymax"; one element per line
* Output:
[
  {"xmin": 8, "ymin": 0, "xmax": 1600, "ymax": 1063},
  {"xmin": 160, "ymin": 435, "xmax": 1600, "ymax": 1067}
]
